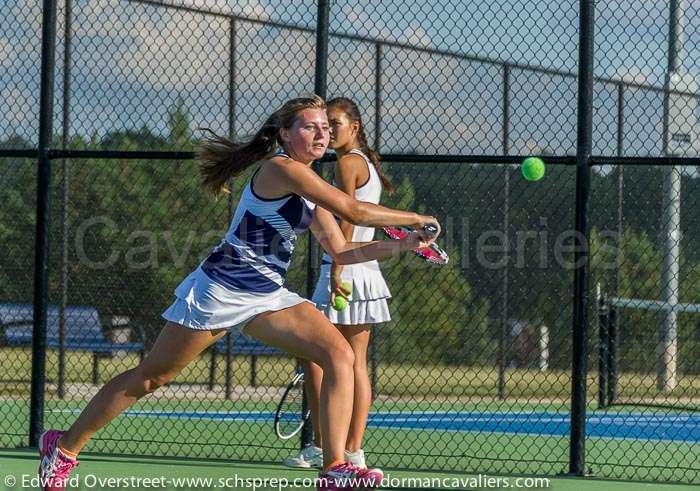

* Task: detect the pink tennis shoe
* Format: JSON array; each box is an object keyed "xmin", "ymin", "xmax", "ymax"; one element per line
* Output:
[
  {"xmin": 38, "ymin": 430, "xmax": 79, "ymax": 491},
  {"xmin": 317, "ymin": 461, "xmax": 383, "ymax": 491}
]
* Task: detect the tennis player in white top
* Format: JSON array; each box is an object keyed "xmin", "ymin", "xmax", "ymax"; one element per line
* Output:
[{"xmin": 284, "ymin": 98, "xmax": 396, "ymax": 471}]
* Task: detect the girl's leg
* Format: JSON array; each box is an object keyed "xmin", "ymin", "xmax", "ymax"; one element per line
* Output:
[
  {"xmin": 59, "ymin": 322, "xmax": 226, "ymax": 454},
  {"xmin": 337, "ymin": 324, "xmax": 371, "ymax": 452},
  {"xmin": 301, "ymin": 359, "xmax": 324, "ymax": 448},
  {"xmin": 244, "ymin": 302, "xmax": 354, "ymax": 470}
]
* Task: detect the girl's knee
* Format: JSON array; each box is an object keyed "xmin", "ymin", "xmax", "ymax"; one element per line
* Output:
[{"xmin": 323, "ymin": 342, "xmax": 355, "ymax": 371}]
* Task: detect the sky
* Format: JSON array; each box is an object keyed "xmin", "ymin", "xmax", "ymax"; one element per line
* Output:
[{"xmin": 1, "ymin": 0, "xmax": 699, "ymax": 158}]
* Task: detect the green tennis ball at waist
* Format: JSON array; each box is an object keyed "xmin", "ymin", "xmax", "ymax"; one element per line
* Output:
[
  {"xmin": 340, "ymin": 281, "xmax": 352, "ymax": 294},
  {"xmin": 521, "ymin": 157, "xmax": 545, "ymax": 181},
  {"xmin": 333, "ymin": 295, "xmax": 348, "ymax": 311}
]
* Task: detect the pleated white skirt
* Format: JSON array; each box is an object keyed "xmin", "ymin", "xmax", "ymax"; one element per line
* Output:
[{"xmin": 162, "ymin": 267, "xmax": 311, "ymax": 331}]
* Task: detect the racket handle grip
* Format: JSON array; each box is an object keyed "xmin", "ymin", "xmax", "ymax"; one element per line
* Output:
[{"xmin": 423, "ymin": 223, "xmax": 439, "ymax": 237}]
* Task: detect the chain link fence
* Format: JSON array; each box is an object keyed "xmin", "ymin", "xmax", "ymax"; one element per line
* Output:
[
  {"xmin": 588, "ymin": 164, "xmax": 700, "ymax": 482},
  {"xmin": 1, "ymin": 0, "xmax": 699, "ymax": 485}
]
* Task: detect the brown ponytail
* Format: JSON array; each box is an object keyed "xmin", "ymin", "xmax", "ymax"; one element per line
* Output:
[
  {"xmin": 199, "ymin": 95, "xmax": 326, "ymax": 194},
  {"xmin": 327, "ymin": 97, "xmax": 395, "ymax": 194}
]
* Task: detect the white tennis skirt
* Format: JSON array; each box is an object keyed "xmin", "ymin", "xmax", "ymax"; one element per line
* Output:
[
  {"xmin": 162, "ymin": 267, "xmax": 312, "ymax": 331},
  {"xmin": 311, "ymin": 261, "xmax": 391, "ymax": 325}
]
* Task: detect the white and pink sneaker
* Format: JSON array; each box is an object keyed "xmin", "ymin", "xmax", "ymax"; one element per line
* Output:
[
  {"xmin": 317, "ymin": 461, "xmax": 383, "ymax": 491},
  {"xmin": 38, "ymin": 430, "xmax": 79, "ymax": 491}
]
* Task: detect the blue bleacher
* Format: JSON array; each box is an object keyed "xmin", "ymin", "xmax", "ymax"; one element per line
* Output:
[{"xmin": 0, "ymin": 303, "xmax": 145, "ymax": 384}]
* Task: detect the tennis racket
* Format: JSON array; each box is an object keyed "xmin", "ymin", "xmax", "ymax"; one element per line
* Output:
[
  {"xmin": 274, "ymin": 369, "xmax": 311, "ymax": 440},
  {"xmin": 383, "ymin": 223, "xmax": 449, "ymax": 264}
]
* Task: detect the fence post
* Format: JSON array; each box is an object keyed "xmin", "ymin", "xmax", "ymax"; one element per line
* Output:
[
  {"xmin": 371, "ymin": 42, "xmax": 382, "ymax": 400},
  {"xmin": 498, "ymin": 64, "xmax": 511, "ymax": 400},
  {"xmin": 607, "ymin": 304, "xmax": 619, "ymax": 406},
  {"xmin": 225, "ymin": 332, "xmax": 233, "ymax": 399},
  {"xmin": 658, "ymin": 0, "xmax": 685, "ymax": 393},
  {"xmin": 58, "ymin": 0, "xmax": 74, "ymax": 402},
  {"xmin": 374, "ymin": 43, "xmax": 382, "ymax": 149},
  {"xmin": 228, "ymin": 18, "xmax": 236, "ymax": 140},
  {"xmin": 370, "ymin": 331, "xmax": 377, "ymax": 400},
  {"xmin": 301, "ymin": 0, "xmax": 331, "ymax": 450},
  {"xmin": 597, "ymin": 288, "xmax": 608, "ymax": 409},
  {"xmin": 30, "ymin": 0, "xmax": 59, "ymax": 447},
  {"xmin": 569, "ymin": 0, "xmax": 595, "ymax": 476}
]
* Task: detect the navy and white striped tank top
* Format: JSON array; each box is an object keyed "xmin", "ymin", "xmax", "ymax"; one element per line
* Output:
[{"xmin": 201, "ymin": 155, "xmax": 316, "ymax": 293}]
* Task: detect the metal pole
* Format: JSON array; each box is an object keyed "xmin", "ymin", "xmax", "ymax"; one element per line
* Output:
[
  {"xmin": 30, "ymin": 0, "xmax": 59, "ymax": 447},
  {"xmin": 607, "ymin": 305, "xmax": 618, "ymax": 405},
  {"xmin": 370, "ymin": 331, "xmax": 377, "ymax": 400},
  {"xmin": 370, "ymin": 42, "xmax": 382, "ymax": 401},
  {"xmin": 658, "ymin": 0, "xmax": 684, "ymax": 393},
  {"xmin": 228, "ymin": 18, "xmax": 236, "ymax": 141},
  {"xmin": 58, "ymin": 0, "xmax": 73, "ymax": 401},
  {"xmin": 616, "ymin": 83, "xmax": 624, "ymax": 299},
  {"xmin": 612, "ymin": 85, "xmax": 624, "ymax": 408},
  {"xmin": 219, "ymin": 19, "xmax": 236, "ymax": 400},
  {"xmin": 225, "ymin": 332, "xmax": 232, "ymax": 399},
  {"xmin": 498, "ymin": 64, "xmax": 511, "ymax": 401},
  {"xmin": 222, "ymin": 254, "xmax": 231, "ymax": 390},
  {"xmin": 306, "ymin": 0, "xmax": 330, "ymax": 291},
  {"xmin": 374, "ymin": 43, "xmax": 382, "ymax": 150},
  {"xmin": 313, "ymin": 0, "xmax": 330, "ymax": 99},
  {"xmin": 569, "ymin": 0, "xmax": 595, "ymax": 476},
  {"xmin": 597, "ymin": 286, "xmax": 608, "ymax": 408},
  {"xmin": 301, "ymin": 0, "xmax": 330, "ymax": 450}
]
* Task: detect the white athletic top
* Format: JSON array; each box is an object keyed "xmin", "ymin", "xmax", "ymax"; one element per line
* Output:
[
  {"xmin": 201, "ymin": 152, "xmax": 316, "ymax": 293},
  {"xmin": 321, "ymin": 149, "xmax": 382, "ymax": 264}
]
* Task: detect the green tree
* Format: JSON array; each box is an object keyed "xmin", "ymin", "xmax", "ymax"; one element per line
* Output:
[
  {"xmin": 167, "ymin": 97, "xmax": 194, "ymax": 149},
  {"xmin": 378, "ymin": 174, "xmax": 492, "ymax": 365}
]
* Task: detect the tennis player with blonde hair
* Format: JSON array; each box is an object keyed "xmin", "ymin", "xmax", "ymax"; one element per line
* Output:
[{"xmin": 37, "ymin": 95, "xmax": 440, "ymax": 491}]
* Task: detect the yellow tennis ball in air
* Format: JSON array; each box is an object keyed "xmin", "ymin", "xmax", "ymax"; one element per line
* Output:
[
  {"xmin": 521, "ymin": 157, "xmax": 545, "ymax": 181},
  {"xmin": 333, "ymin": 295, "xmax": 348, "ymax": 311}
]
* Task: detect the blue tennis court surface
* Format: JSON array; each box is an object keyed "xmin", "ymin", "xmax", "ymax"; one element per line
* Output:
[{"xmin": 118, "ymin": 410, "xmax": 700, "ymax": 443}]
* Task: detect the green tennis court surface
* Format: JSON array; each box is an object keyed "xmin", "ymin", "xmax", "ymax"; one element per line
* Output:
[
  {"xmin": 0, "ymin": 450, "xmax": 695, "ymax": 491},
  {"xmin": 2, "ymin": 398, "xmax": 698, "ymax": 488}
]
